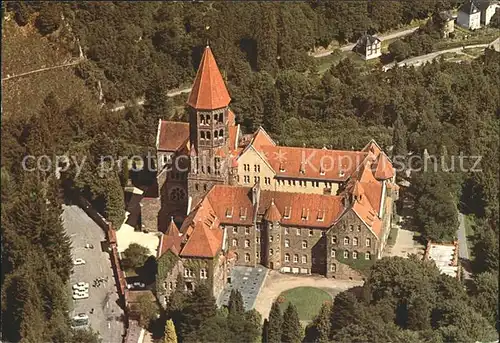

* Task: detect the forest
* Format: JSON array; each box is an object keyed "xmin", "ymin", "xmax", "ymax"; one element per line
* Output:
[{"xmin": 2, "ymin": 2, "xmax": 499, "ymax": 342}]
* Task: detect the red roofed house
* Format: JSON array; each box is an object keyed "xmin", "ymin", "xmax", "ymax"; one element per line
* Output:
[{"xmin": 154, "ymin": 45, "xmax": 398, "ymax": 302}]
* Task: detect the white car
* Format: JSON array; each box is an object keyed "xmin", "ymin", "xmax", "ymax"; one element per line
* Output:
[
  {"xmin": 71, "ymin": 313, "xmax": 89, "ymax": 327},
  {"xmin": 72, "ymin": 291, "xmax": 89, "ymax": 300},
  {"xmin": 72, "ymin": 282, "xmax": 90, "ymax": 291},
  {"xmin": 127, "ymin": 282, "xmax": 146, "ymax": 289},
  {"xmin": 73, "ymin": 258, "xmax": 86, "ymax": 265}
]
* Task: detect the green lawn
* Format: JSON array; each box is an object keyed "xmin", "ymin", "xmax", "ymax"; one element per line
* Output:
[{"xmin": 278, "ymin": 287, "xmax": 332, "ymax": 321}]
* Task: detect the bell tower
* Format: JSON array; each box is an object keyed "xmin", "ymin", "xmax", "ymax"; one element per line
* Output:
[{"xmin": 186, "ymin": 46, "xmax": 232, "ymax": 205}]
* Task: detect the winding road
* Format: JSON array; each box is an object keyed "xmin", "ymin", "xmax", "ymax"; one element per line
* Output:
[
  {"xmin": 312, "ymin": 27, "xmax": 420, "ymax": 58},
  {"xmin": 382, "ymin": 43, "xmax": 490, "ymax": 71}
]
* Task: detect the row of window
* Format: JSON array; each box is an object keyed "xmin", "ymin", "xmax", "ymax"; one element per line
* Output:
[
  {"xmin": 283, "ymin": 227, "xmax": 317, "ymax": 236},
  {"xmin": 199, "ymin": 130, "xmax": 224, "ymax": 141},
  {"xmin": 331, "ymin": 236, "xmax": 371, "ymax": 247},
  {"xmin": 241, "ymin": 175, "xmax": 272, "ymax": 185},
  {"xmin": 276, "ymin": 179, "xmax": 335, "ymax": 188},
  {"xmin": 233, "ymin": 252, "xmax": 252, "ymax": 262},
  {"xmin": 184, "ymin": 268, "xmax": 208, "ymax": 279},
  {"xmin": 232, "ymin": 227, "xmax": 252, "ymax": 235},
  {"xmin": 199, "ymin": 113, "xmax": 224, "ymax": 125},
  {"xmin": 284, "ymin": 254, "xmax": 308, "ymax": 264},
  {"xmin": 331, "ymin": 250, "xmax": 371, "ymax": 260},
  {"xmin": 243, "ymin": 164, "xmax": 261, "ymax": 172}
]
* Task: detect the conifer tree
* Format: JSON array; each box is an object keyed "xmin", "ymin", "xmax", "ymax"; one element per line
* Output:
[
  {"xmin": 179, "ymin": 283, "xmax": 217, "ymax": 339},
  {"xmin": 228, "ymin": 289, "xmax": 244, "ymax": 315},
  {"xmin": 164, "ymin": 319, "xmax": 178, "ymax": 343},
  {"xmin": 281, "ymin": 303, "xmax": 303, "ymax": 343},
  {"xmin": 267, "ymin": 301, "xmax": 283, "ymax": 343},
  {"xmin": 104, "ymin": 171, "xmax": 126, "ymax": 228},
  {"xmin": 309, "ymin": 303, "xmax": 331, "ymax": 343},
  {"xmin": 392, "ymin": 113, "xmax": 407, "ymax": 159}
]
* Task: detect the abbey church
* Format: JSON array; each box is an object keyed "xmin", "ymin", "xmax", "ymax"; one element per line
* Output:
[{"xmin": 153, "ymin": 46, "xmax": 398, "ymax": 301}]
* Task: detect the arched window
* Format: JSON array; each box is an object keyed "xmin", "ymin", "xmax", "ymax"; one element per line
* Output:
[
  {"xmin": 366, "ymin": 238, "xmax": 371, "ymax": 247},
  {"xmin": 200, "ymin": 114, "xmax": 205, "ymax": 125},
  {"xmin": 331, "ymin": 236, "xmax": 337, "ymax": 244},
  {"xmin": 365, "ymin": 252, "xmax": 371, "ymax": 260},
  {"xmin": 343, "ymin": 250, "xmax": 349, "ymax": 258},
  {"xmin": 245, "ymin": 239, "xmax": 250, "ymax": 248},
  {"xmin": 207, "ymin": 131, "xmax": 211, "ymax": 139},
  {"xmin": 200, "ymin": 268, "xmax": 207, "ymax": 279},
  {"xmin": 206, "ymin": 114, "xmax": 211, "ymax": 123},
  {"xmin": 302, "ymin": 255, "xmax": 307, "ymax": 264},
  {"xmin": 169, "ymin": 187, "xmax": 186, "ymax": 201},
  {"xmin": 218, "ymin": 113, "xmax": 223, "ymax": 123},
  {"xmin": 293, "ymin": 254, "xmax": 298, "ymax": 263},
  {"xmin": 352, "ymin": 251, "xmax": 358, "ymax": 259},
  {"xmin": 234, "ymin": 252, "xmax": 239, "ymax": 261},
  {"xmin": 232, "ymin": 238, "xmax": 238, "ymax": 247},
  {"xmin": 285, "ymin": 253, "xmax": 290, "ymax": 262},
  {"xmin": 214, "ymin": 130, "xmax": 218, "ymax": 139},
  {"xmin": 285, "ymin": 239, "xmax": 290, "ymax": 248},
  {"xmin": 353, "ymin": 237, "xmax": 358, "ymax": 246},
  {"xmin": 331, "ymin": 249, "xmax": 336, "ymax": 258},
  {"xmin": 219, "ymin": 129, "xmax": 224, "ymax": 139},
  {"xmin": 344, "ymin": 237, "xmax": 350, "ymax": 245},
  {"xmin": 245, "ymin": 253, "xmax": 250, "ymax": 262},
  {"xmin": 200, "ymin": 131, "xmax": 205, "ymax": 140},
  {"xmin": 302, "ymin": 241, "xmax": 307, "ymax": 249},
  {"xmin": 269, "ymin": 249, "xmax": 274, "ymax": 256}
]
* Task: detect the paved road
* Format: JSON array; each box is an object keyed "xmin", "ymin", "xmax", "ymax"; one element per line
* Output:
[
  {"xmin": 457, "ymin": 212, "xmax": 469, "ymax": 259},
  {"xmin": 382, "ymin": 43, "xmax": 490, "ymax": 71},
  {"xmin": 63, "ymin": 205, "xmax": 125, "ymax": 343},
  {"xmin": 312, "ymin": 27, "xmax": 419, "ymax": 58},
  {"xmin": 110, "ymin": 87, "xmax": 192, "ymax": 112}
]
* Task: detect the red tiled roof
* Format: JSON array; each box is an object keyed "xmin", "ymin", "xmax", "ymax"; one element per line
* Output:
[
  {"xmin": 180, "ymin": 221, "xmax": 223, "ymax": 258},
  {"xmin": 228, "ymin": 125, "xmax": 239, "ymax": 151},
  {"xmin": 264, "ymin": 199, "xmax": 282, "ymax": 222},
  {"xmin": 157, "ymin": 121, "xmax": 189, "ymax": 152},
  {"xmin": 251, "ymin": 127, "xmax": 276, "ymax": 150},
  {"xmin": 206, "ymin": 186, "xmax": 254, "ymax": 226},
  {"xmin": 351, "ymin": 197, "xmax": 383, "ymax": 238},
  {"xmin": 362, "ymin": 140, "xmax": 382, "ymax": 156},
  {"xmin": 374, "ymin": 153, "xmax": 394, "ymax": 180},
  {"xmin": 187, "ymin": 46, "xmax": 231, "ymax": 110},
  {"xmin": 259, "ymin": 190, "xmax": 344, "ymax": 228},
  {"xmin": 158, "ymin": 218, "xmax": 183, "ymax": 257},
  {"xmin": 258, "ymin": 145, "xmax": 367, "ymax": 181},
  {"xmin": 227, "ymin": 109, "xmax": 236, "ymax": 127}
]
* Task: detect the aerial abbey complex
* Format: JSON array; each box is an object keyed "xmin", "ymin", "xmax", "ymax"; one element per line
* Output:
[{"xmin": 154, "ymin": 46, "xmax": 398, "ymax": 300}]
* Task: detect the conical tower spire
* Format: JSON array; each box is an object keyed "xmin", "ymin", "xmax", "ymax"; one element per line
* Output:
[{"xmin": 186, "ymin": 46, "xmax": 231, "ymax": 110}]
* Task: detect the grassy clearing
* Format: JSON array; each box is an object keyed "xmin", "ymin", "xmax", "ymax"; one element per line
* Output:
[
  {"xmin": 317, "ymin": 51, "xmax": 379, "ymax": 75},
  {"xmin": 278, "ymin": 287, "xmax": 332, "ymax": 321}
]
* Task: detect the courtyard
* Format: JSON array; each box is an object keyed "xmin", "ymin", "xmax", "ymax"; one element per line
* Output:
[
  {"xmin": 254, "ymin": 271, "xmax": 363, "ymax": 321},
  {"xmin": 217, "ymin": 266, "xmax": 268, "ymax": 311},
  {"xmin": 278, "ymin": 287, "xmax": 332, "ymax": 321}
]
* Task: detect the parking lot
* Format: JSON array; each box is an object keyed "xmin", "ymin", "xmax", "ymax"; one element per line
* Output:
[
  {"xmin": 63, "ymin": 205, "xmax": 125, "ymax": 343},
  {"xmin": 217, "ymin": 266, "xmax": 268, "ymax": 311}
]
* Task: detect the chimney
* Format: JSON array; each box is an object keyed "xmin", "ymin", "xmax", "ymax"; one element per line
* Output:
[{"xmin": 251, "ymin": 183, "xmax": 261, "ymax": 225}]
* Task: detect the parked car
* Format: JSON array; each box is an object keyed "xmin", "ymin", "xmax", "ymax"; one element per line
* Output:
[
  {"xmin": 72, "ymin": 291, "xmax": 89, "ymax": 300},
  {"xmin": 73, "ymin": 258, "xmax": 86, "ymax": 265},
  {"xmin": 71, "ymin": 313, "xmax": 89, "ymax": 328},
  {"xmin": 72, "ymin": 282, "xmax": 90, "ymax": 291},
  {"xmin": 127, "ymin": 282, "xmax": 146, "ymax": 290}
]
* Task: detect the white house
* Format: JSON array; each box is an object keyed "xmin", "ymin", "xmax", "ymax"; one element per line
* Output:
[
  {"xmin": 457, "ymin": 0, "xmax": 482, "ymax": 29},
  {"xmin": 479, "ymin": 1, "xmax": 500, "ymax": 26},
  {"xmin": 353, "ymin": 34, "xmax": 382, "ymax": 60}
]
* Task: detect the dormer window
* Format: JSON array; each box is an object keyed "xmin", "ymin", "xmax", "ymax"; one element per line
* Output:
[
  {"xmin": 317, "ymin": 210, "xmax": 325, "ymax": 222},
  {"xmin": 283, "ymin": 206, "xmax": 291, "ymax": 219},
  {"xmin": 301, "ymin": 208, "xmax": 309, "ymax": 221},
  {"xmin": 299, "ymin": 162, "xmax": 305, "ymax": 174},
  {"xmin": 226, "ymin": 207, "xmax": 233, "ymax": 218},
  {"xmin": 320, "ymin": 168, "xmax": 325, "ymax": 176},
  {"xmin": 339, "ymin": 170, "xmax": 345, "ymax": 177},
  {"xmin": 240, "ymin": 207, "xmax": 248, "ymax": 220},
  {"xmin": 279, "ymin": 164, "xmax": 285, "ymax": 172}
]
